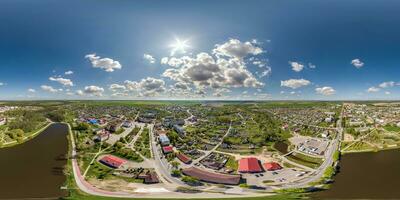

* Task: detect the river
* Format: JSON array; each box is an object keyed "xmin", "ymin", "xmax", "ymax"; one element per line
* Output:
[
  {"xmin": 314, "ymin": 149, "xmax": 400, "ymax": 199},
  {"xmin": 0, "ymin": 123, "xmax": 68, "ymax": 199}
]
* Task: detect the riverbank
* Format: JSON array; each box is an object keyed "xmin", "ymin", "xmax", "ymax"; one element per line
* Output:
[
  {"xmin": 341, "ymin": 144, "xmax": 400, "ymax": 155},
  {"xmin": 0, "ymin": 121, "xmax": 53, "ymax": 148}
]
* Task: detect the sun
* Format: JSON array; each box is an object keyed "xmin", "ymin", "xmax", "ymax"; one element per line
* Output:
[{"xmin": 170, "ymin": 38, "xmax": 189, "ymax": 56}]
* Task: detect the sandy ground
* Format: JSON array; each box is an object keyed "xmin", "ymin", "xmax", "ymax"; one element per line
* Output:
[
  {"xmin": 88, "ymin": 178, "xmax": 170, "ymax": 194},
  {"xmin": 344, "ymin": 133, "xmax": 355, "ymax": 142}
]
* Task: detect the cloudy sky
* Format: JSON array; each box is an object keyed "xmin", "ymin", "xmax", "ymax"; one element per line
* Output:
[{"xmin": 1, "ymin": 0, "xmax": 400, "ymax": 100}]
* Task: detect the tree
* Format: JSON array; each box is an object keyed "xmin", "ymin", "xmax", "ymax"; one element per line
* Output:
[
  {"xmin": 170, "ymin": 161, "xmax": 180, "ymax": 169},
  {"xmin": 182, "ymin": 176, "xmax": 200, "ymax": 186},
  {"xmin": 171, "ymin": 169, "xmax": 182, "ymax": 177},
  {"xmin": 75, "ymin": 122, "xmax": 90, "ymax": 131},
  {"xmin": 333, "ymin": 150, "xmax": 340, "ymax": 162}
]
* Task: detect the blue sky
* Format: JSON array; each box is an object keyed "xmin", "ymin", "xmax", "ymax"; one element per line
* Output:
[{"xmin": 0, "ymin": 0, "xmax": 400, "ymax": 100}]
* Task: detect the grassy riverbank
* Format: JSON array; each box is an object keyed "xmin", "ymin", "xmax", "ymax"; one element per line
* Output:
[
  {"xmin": 0, "ymin": 122, "xmax": 52, "ymax": 148},
  {"xmin": 341, "ymin": 145, "xmax": 400, "ymax": 155}
]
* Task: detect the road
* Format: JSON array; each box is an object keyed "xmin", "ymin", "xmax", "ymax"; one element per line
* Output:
[{"xmin": 148, "ymin": 124, "xmax": 185, "ymax": 187}]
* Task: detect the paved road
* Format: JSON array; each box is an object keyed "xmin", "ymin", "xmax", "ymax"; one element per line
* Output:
[{"xmin": 148, "ymin": 124, "xmax": 185, "ymax": 187}]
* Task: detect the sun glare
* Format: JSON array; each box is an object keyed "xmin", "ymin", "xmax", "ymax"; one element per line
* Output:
[{"xmin": 170, "ymin": 38, "xmax": 189, "ymax": 56}]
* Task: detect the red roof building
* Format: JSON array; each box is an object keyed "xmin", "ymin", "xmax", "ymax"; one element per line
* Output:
[
  {"xmin": 263, "ymin": 162, "xmax": 282, "ymax": 171},
  {"xmin": 238, "ymin": 157, "xmax": 263, "ymax": 173},
  {"xmin": 162, "ymin": 145, "xmax": 174, "ymax": 154},
  {"xmin": 177, "ymin": 152, "xmax": 192, "ymax": 164},
  {"xmin": 182, "ymin": 167, "xmax": 241, "ymax": 185},
  {"xmin": 99, "ymin": 155, "xmax": 126, "ymax": 168}
]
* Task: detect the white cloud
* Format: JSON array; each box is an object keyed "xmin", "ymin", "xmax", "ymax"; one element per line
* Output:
[
  {"xmin": 85, "ymin": 54, "xmax": 122, "ymax": 72},
  {"xmin": 308, "ymin": 63, "xmax": 316, "ymax": 69},
  {"xmin": 162, "ymin": 52, "xmax": 263, "ymax": 92},
  {"xmin": 49, "ymin": 77, "xmax": 74, "ymax": 87},
  {"xmin": 252, "ymin": 60, "xmax": 267, "ymax": 68},
  {"xmin": 163, "ymin": 57, "xmax": 184, "ymax": 67},
  {"xmin": 385, "ymin": 91, "xmax": 391, "ymax": 95},
  {"xmin": 316, "ymin": 86, "xmax": 336, "ymax": 96},
  {"xmin": 111, "ymin": 92, "xmax": 129, "ymax": 97},
  {"xmin": 0, "ymin": 82, "xmax": 4, "ymax": 86},
  {"xmin": 379, "ymin": 81, "xmax": 395, "ymax": 88},
  {"xmin": 160, "ymin": 39, "xmax": 266, "ymax": 98},
  {"xmin": 65, "ymin": 70, "xmax": 74, "ymax": 75},
  {"xmin": 161, "ymin": 57, "xmax": 169, "ymax": 65},
  {"xmin": 351, "ymin": 58, "xmax": 364, "ymax": 68},
  {"xmin": 173, "ymin": 82, "xmax": 191, "ymax": 91},
  {"xmin": 367, "ymin": 86, "xmax": 380, "ymax": 93},
  {"xmin": 76, "ymin": 90, "xmax": 84, "ymax": 96},
  {"xmin": 213, "ymin": 38, "xmax": 263, "ymax": 59},
  {"xmin": 109, "ymin": 84, "xmax": 126, "ymax": 91},
  {"xmin": 289, "ymin": 61, "xmax": 304, "ymax": 72},
  {"xmin": 41, "ymin": 85, "xmax": 58, "ymax": 93},
  {"xmin": 28, "ymin": 88, "xmax": 36, "ymax": 93},
  {"xmin": 280, "ymin": 79, "xmax": 311, "ymax": 89},
  {"xmin": 124, "ymin": 77, "xmax": 166, "ymax": 97},
  {"xmin": 257, "ymin": 66, "xmax": 272, "ymax": 78},
  {"xmin": 84, "ymin": 85, "xmax": 104, "ymax": 96},
  {"xmin": 143, "ymin": 54, "xmax": 156, "ymax": 64},
  {"xmin": 213, "ymin": 88, "xmax": 231, "ymax": 97}
]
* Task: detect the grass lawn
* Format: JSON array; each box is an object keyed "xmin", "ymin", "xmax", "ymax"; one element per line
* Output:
[
  {"xmin": 286, "ymin": 152, "xmax": 323, "ymax": 169},
  {"xmin": 225, "ymin": 155, "xmax": 238, "ymax": 171},
  {"xmin": 342, "ymin": 141, "xmax": 375, "ymax": 152},
  {"xmin": 384, "ymin": 125, "xmax": 400, "ymax": 132},
  {"xmin": 135, "ymin": 127, "xmax": 151, "ymax": 158}
]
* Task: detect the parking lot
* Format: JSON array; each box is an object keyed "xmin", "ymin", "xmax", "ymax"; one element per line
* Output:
[
  {"xmin": 290, "ymin": 136, "xmax": 329, "ymax": 156},
  {"xmin": 243, "ymin": 168, "xmax": 311, "ymax": 186}
]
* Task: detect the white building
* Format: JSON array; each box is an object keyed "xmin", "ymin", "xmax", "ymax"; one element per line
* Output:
[{"xmin": 0, "ymin": 118, "xmax": 6, "ymax": 126}]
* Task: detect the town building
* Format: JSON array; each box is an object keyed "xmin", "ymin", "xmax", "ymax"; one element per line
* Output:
[
  {"xmin": 122, "ymin": 121, "xmax": 132, "ymax": 128},
  {"xmin": 173, "ymin": 124, "xmax": 185, "ymax": 136},
  {"xmin": 162, "ymin": 145, "xmax": 174, "ymax": 154},
  {"xmin": 138, "ymin": 171, "xmax": 160, "ymax": 184},
  {"xmin": 176, "ymin": 152, "xmax": 192, "ymax": 164},
  {"xmin": 238, "ymin": 157, "xmax": 263, "ymax": 173},
  {"xmin": 263, "ymin": 162, "xmax": 282, "ymax": 171},
  {"xmin": 182, "ymin": 167, "xmax": 241, "ymax": 185},
  {"xmin": 99, "ymin": 155, "xmax": 126, "ymax": 168},
  {"xmin": 0, "ymin": 118, "xmax": 6, "ymax": 126},
  {"xmin": 88, "ymin": 119, "xmax": 98, "ymax": 125},
  {"xmin": 159, "ymin": 134, "xmax": 170, "ymax": 146}
]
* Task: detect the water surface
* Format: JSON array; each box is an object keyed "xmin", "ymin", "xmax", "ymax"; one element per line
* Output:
[
  {"xmin": 314, "ymin": 149, "xmax": 400, "ymax": 199},
  {"xmin": 0, "ymin": 123, "xmax": 68, "ymax": 199}
]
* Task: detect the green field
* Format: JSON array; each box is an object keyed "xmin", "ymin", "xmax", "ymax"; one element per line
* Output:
[
  {"xmin": 384, "ymin": 125, "xmax": 400, "ymax": 132},
  {"xmin": 286, "ymin": 152, "xmax": 323, "ymax": 169}
]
